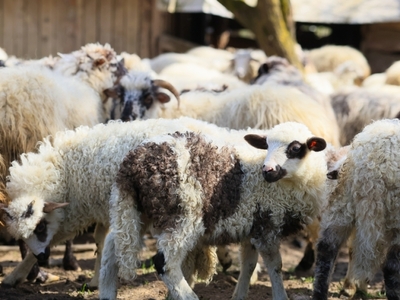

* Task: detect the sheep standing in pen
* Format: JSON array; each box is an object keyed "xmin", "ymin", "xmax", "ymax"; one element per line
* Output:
[
  {"xmin": 99, "ymin": 121, "xmax": 328, "ymax": 300},
  {"xmin": 0, "ymin": 117, "xmax": 250, "ymax": 288},
  {"xmin": 107, "ymin": 70, "xmax": 341, "ymax": 148},
  {"xmin": 331, "ymin": 85, "xmax": 400, "ymax": 146},
  {"xmin": 0, "ymin": 42, "xmax": 125, "ymax": 284},
  {"xmin": 313, "ymin": 118, "xmax": 400, "ymax": 300}
]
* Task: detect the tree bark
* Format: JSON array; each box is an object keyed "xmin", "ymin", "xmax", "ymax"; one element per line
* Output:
[{"xmin": 218, "ymin": 0, "xmax": 302, "ymax": 70}]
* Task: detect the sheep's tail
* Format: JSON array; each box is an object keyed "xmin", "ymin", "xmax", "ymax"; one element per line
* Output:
[{"xmin": 109, "ymin": 183, "xmax": 143, "ymax": 281}]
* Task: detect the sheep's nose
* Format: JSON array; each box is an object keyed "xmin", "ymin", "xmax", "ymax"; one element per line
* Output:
[
  {"xmin": 262, "ymin": 164, "xmax": 287, "ymax": 182},
  {"xmin": 34, "ymin": 247, "xmax": 50, "ymax": 262}
]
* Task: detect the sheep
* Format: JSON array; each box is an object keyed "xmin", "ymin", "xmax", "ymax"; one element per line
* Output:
[
  {"xmin": 99, "ymin": 121, "xmax": 328, "ymax": 300},
  {"xmin": 0, "ymin": 63, "xmax": 105, "ymax": 282},
  {"xmin": 0, "ymin": 117, "xmax": 251, "ymax": 288},
  {"xmin": 250, "ymin": 56, "xmax": 340, "ymax": 133},
  {"xmin": 331, "ymin": 85, "xmax": 400, "ymax": 146},
  {"xmin": 304, "ymin": 45, "xmax": 371, "ymax": 82},
  {"xmin": 54, "ymin": 42, "xmax": 127, "ymax": 120},
  {"xmin": 313, "ymin": 118, "xmax": 400, "ymax": 300},
  {"xmin": 108, "ymin": 70, "xmax": 341, "ymax": 148},
  {"xmin": 362, "ymin": 72, "xmax": 387, "ymax": 88},
  {"xmin": 385, "ymin": 60, "xmax": 400, "ymax": 86}
]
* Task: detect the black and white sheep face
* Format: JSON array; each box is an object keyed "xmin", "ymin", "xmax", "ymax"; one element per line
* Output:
[
  {"xmin": 1, "ymin": 197, "xmax": 68, "ymax": 262},
  {"xmin": 245, "ymin": 122, "xmax": 326, "ymax": 183},
  {"xmin": 106, "ymin": 71, "xmax": 181, "ymax": 122}
]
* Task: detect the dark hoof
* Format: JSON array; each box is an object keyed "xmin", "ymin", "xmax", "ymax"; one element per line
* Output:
[
  {"xmin": 26, "ymin": 263, "xmax": 40, "ymax": 282},
  {"xmin": 63, "ymin": 255, "xmax": 81, "ymax": 271},
  {"xmin": 221, "ymin": 259, "xmax": 233, "ymax": 273}
]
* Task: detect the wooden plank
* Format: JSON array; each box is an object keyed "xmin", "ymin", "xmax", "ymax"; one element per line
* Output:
[
  {"xmin": 83, "ymin": 0, "xmax": 97, "ymax": 44},
  {"xmin": 75, "ymin": 0, "xmax": 83, "ymax": 48},
  {"xmin": 40, "ymin": 0, "xmax": 55, "ymax": 56},
  {"xmin": 113, "ymin": 0, "xmax": 126, "ymax": 53},
  {"xmin": 98, "ymin": 0, "xmax": 112, "ymax": 46},
  {"xmin": 126, "ymin": 0, "xmax": 139, "ymax": 54},
  {"xmin": 13, "ymin": 0, "xmax": 24, "ymax": 58},
  {"xmin": 3, "ymin": 0, "xmax": 15, "ymax": 56},
  {"xmin": 158, "ymin": 33, "xmax": 199, "ymax": 54},
  {"xmin": 139, "ymin": 0, "xmax": 151, "ymax": 57},
  {"xmin": 25, "ymin": 0, "xmax": 39, "ymax": 58},
  {"xmin": 0, "ymin": 0, "xmax": 4, "ymax": 49}
]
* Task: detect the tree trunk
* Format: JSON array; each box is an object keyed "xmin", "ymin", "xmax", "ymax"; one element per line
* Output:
[{"xmin": 217, "ymin": 0, "xmax": 302, "ymax": 70}]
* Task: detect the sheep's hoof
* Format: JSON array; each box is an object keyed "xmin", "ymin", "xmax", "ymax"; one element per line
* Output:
[
  {"xmin": 341, "ymin": 279, "xmax": 357, "ymax": 297},
  {"xmin": 63, "ymin": 255, "xmax": 82, "ymax": 271}
]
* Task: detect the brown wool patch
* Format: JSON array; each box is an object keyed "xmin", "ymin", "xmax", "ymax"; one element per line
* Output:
[
  {"xmin": 170, "ymin": 132, "xmax": 244, "ymax": 232},
  {"xmin": 116, "ymin": 142, "xmax": 181, "ymax": 230}
]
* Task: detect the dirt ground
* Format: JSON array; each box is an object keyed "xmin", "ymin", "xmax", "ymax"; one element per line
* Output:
[{"xmin": 0, "ymin": 235, "xmax": 386, "ymax": 300}]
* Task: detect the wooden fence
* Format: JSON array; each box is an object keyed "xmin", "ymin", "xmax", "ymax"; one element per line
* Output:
[{"xmin": 0, "ymin": 0, "xmax": 172, "ymax": 59}]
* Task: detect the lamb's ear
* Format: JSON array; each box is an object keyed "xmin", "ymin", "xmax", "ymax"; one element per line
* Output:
[
  {"xmin": 43, "ymin": 202, "xmax": 69, "ymax": 213},
  {"xmin": 104, "ymin": 85, "xmax": 122, "ymax": 99},
  {"xmin": 94, "ymin": 57, "xmax": 107, "ymax": 68},
  {"xmin": 244, "ymin": 134, "xmax": 268, "ymax": 150},
  {"xmin": 156, "ymin": 92, "xmax": 171, "ymax": 104},
  {"xmin": 307, "ymin": 137, "xmax": 326, "ymax": 152}
]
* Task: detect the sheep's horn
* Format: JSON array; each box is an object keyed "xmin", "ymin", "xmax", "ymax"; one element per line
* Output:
[{"xmin": 152, "ymin": 79, "xmax": 180, "ymax": 108}]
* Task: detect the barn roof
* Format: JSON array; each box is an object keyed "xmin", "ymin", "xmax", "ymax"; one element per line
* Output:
[
  {"xmin": 291, "ymin": 0, "xmax": 400, "ymax": 24},
  {"xmin": 158, "ymin": 0, "xmax": 400, "ymax": 24}
]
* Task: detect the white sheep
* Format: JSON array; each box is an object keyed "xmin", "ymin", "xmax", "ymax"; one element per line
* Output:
[
  {"xmin": 0, "ymin": 117, "xmax": 248, "ymax": 288},
  {"xmin": 100, "ymin": 121, "xmax": 328, "ymax": 300},
  {"xmin": 331, "ymin": 85, "xmax": 400, "ymax": 146},
  {"xmin": 313, "ymin": 118, "xmax": 400, "ymax": 299},
  {"xmin": 108, "ymin": 70, "xmax": 341, "ymax": 147},
  {"xmin": 304, "ymin": 45, "xmax": 371, "ymax": 82}
]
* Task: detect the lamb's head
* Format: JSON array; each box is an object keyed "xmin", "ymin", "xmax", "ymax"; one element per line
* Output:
[
  {"xmin": 244, "ymin": 122, "xmax": 327, "ymax": 183},
  {"xmin": 251, "ymin": 55, "xmax": 303, "ymax": 85},
  {"xmin": 0, "ymin": 197, "xmax": 68, "ymax": 262},
  {"xmin": 56, "ymin": 43, "xmax": 127, "ymax": 94},
  {"xmin": 104, "ymin": 70, "xmax": 180, "ymax": 121}
]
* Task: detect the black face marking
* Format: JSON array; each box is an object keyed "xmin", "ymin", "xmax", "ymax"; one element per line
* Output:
[
  {"xmin": 262, "ymin": 165, "xmax": 287, "ymax": 182},
  {"xmin": 21, "ymin": 202, "xmax": 34, "ymax": 219},
  {"xmin": 153, "ymin": 251, "xmax": 166, "ymax": 275},
  {"xmin": 33, "ymin": 219, "xmax": 48, "ymax": 242},
  {"xmin": 286, "ymin": 141, "xmax": 307, "ymax": 159},
  {"xmin": 327, "ymin": 170, "xmax": 338, "ymax": 180}
]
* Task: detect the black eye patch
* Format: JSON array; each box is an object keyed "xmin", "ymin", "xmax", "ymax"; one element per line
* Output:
[
  {"xmin": 286, "ymin": 141, "xmax": 307, "ymax": 159},
  {"xmin": 34, "ymin": 219, "xmax": 48, "ymax": 242},
  {"xmin": 21, "ymin": 202, "xmax": 34, "ymax": 219}
]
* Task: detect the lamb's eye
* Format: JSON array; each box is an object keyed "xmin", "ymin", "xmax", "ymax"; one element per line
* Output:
[
  {"xmin": 34, "ymin": 220, "xmax": 47, "ymax": 234},
  {"xmin": 291, "ymin": 144, "xmax": 301, "ymax": 153}
]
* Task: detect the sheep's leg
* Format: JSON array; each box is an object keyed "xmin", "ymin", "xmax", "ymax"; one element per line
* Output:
[
  {"xmin": 295, "ymin": 219, "xmax": 319, "ymax": 272},
  {"xmin": 63, "ymin": 240, "xmax": 81, "ymax": 271},
  {"xmin": 88, "ymin": 223, "xmax": 108, "ymax": 289},
  {"xmin": 259, "ymin": 240, "xmax": 288, "ymax": 300},
  {"xmin": 1, "ymin": 252, "xmax": 37, "ymax": 286},
  {"xmin": 312, "ymin": 225, "xmax": 352, "ymax": 300},
  {"xmin": 156, "ymin": 249, "xmax": 198, "ymax": 300},
  {"xmin": 99, "ymin": 231, "xmax": 119, "ymax": 300},
  {"xmin": 231, "ymin": 239, "xmax": 258, "ymax": 300},
  {"xmin": 383, "ymin": 244, "xmax": 400, "ymax": 300}
]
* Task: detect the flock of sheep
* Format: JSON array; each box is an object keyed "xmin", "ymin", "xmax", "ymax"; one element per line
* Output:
[{"xmin": 0, "ymin": 41, "xmax": 399, "ymax": 300}]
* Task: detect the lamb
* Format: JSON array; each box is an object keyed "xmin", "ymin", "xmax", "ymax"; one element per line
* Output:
[
  {"xmin": 304, "ymin": 45, "xmax": 371, "ymax": 82},
  {"xmin": 107, "ymin": 70, "xmax": 341, "ymax": 147},
  {"xmin": 313, "ymin": 118, "xmax": 400, "ymax": 300},
  {"xmin": 99, "ymin": 121, "xmax": 328, "ymax": 300},
  {"xmin": 385, "ymin": 60, "xmax": 400, "ymax": 86},
  {"xmin": 331, "ymin": 85, "xmax": 400, "ymax": 145},
  {"xmin": 250, "ymin": 56, "xmax": 340, "ymax": 133},
  {"xmin": 0, "ymin": 117, "xmax": 251, "ymax": 288}
]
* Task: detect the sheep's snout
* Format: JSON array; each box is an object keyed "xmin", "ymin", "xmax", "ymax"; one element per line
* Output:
[
  {"xmin": 34, "ymin": 247, "xmax": 50, "ymax": 263},
  {"xmin": 121, "ymin": 99, "xmax": 135, "ymax": 122},
  {"xmin": 262, "ymin": 164, "xmax": 287, "ymax": 182}
]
